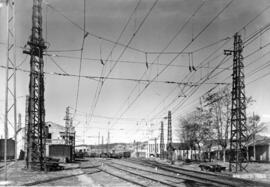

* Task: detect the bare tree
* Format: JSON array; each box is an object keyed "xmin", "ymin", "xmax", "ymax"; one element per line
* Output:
[
  {"xmin": 203, "ymin": 87, "xmax": 230, "ymax": 162},
  {"xmin": 246, "ymin": 114, "xmax": 267, "ymax": 160}
]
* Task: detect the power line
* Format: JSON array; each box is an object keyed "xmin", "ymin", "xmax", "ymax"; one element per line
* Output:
[
  {"xmin": 74, "ymin": 0, "xmax": 87, "ymax": 114},
  {"xmin": 110, "ymin": 0, "xmax": 234, "ymax": 129},
  {"xmin": 247, "ymin": 70, "xmax": 270, "ymax": 85},
  {"xmin": 147, "ymin": 39, "xmax": 231, "ymax": 119},
  {"xmin": 164, "ymin": 40, "xmax": 270, "ymax": 120},
  {"xmin": 44, "ymin": 2, "xmax": 146, "ymax": 54},
  {"xmin": 1, "ymin": 64, "xmax": 228, "ymax": 86},
  {"xmin": 48, "ymin": 56, "xmax": 69, "ymax": 74},
  {"xmin": 89, "ymin": 0, "xmax": 159, "ymax": 125},
  {"xmin": 45, "ymin": 53, "xmax": 231, "ymax": 70},
  {"xmin": 149, "ymin": 20, "xmax": 270, "ymax": 121},
  {"xmin": 111, "ymin": 0, "xmax": 207, "ymax": 125},
  {"xmin": 89, "ymin": 0, "xmax": 142, "ymax": 129},
  {"xmin": 147, "ymin": 37, "xmax": 231, "ymax": 55}
]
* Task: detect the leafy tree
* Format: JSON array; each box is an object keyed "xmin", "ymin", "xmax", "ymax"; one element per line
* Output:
[{"xmin": 179, "ymin": 107, "xmax": 213, "ymax": 160}]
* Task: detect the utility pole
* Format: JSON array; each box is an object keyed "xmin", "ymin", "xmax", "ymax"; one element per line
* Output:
[
  {"xmin": 160, "ymin": 121, "xmax": 164, "ymax": 159},
  {"xmin": 3, "ymin": 0, "xmax": 17, "ymax": 180},
  {"xmin": 224, "ymin": 33, "xmax": 247, "ymax": 172},
  {"xmin": 23, "ymin": 0, "xmax": 47, "ymax": 171}
]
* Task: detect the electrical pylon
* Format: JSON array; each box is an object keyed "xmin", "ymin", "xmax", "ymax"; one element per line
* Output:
[
  {"xmin": 160, "ymin": 121, "xmax": 164, "ymax": 159},
  {"xmin": 25, "ymin": 96, "xmax": 29, "ymax": 159},
  {"xmin": 64, "ymin": 106, "xmax": 71, "ymax": 145},
  {"xmin": 167, "ymin": 111, "xmax": 173, "ymax": 162},
  {"xmin": 107, "ymin": 131, "xmax": 110, "ymax": 153},
  {"xmin": 224, "ymin": 33, "xmax": 248, "ymax": 172},
  {"xmin": 4, "ymin": 0, "xmax": 17, "ymax": 180},
  {"xmin": 23, "ymin": 0, "xmax": 47, "ymax": 171}
]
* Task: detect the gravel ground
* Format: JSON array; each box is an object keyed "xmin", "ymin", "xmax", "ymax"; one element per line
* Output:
[
  {"xmin": 0, "ymin": 160, "xmax": 96, "ymax": 186},
  {"xmin": 151, "ymin": 158, "xmax": 270, "ymax": 183},
  {"xmin": 0, "ymin": 158, "xmax": 269, "ymax": 186}
]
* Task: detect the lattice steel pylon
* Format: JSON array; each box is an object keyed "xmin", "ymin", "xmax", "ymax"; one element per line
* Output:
[
  {"xmin": 167, "ymin": 111, "xmax": 173, "ymax": 162},
  {"xmin": 23, "ymin": 0, "xmax": 47, "ymax": 171},
  {"xmin": 160, "ymin": 121, "xmax": 164, "ymax": 159},
  {"xmin": 24, "ymin": 96, "xmax": 29, "ymax": 156},
  {"xmin": 64, "ymin": 106, "xmax": 71, "ymax": 145},
  {"xmin": 224, "ymin": 33, "xmax": 248, "ymax": 172},
  {"xmin": 3, "ymin": 0, "xmax": 17, "ymax": 180}
]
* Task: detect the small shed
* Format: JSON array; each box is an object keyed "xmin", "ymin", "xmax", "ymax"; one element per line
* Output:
[
  {"xmin": 49, "ymin": 144, "xmax": 73, "ymax": 163},
  {"xmin": 248, "ymin": 138, "xmax": 270, "ymax": 162}
]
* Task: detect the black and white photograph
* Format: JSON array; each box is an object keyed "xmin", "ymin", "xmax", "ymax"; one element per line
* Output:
[{"xmin": 0, "ymin": 0, "xmax": 270, "ymax": 186}]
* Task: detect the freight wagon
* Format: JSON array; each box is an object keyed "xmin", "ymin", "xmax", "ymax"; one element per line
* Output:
[{"xmin": 0, "ymin": 139, "xmax": 15, "ymax": 160}]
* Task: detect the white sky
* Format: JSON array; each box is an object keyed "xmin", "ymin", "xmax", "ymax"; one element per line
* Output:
[{"xmin": 1, "ymin": 0, "xmax": 270, "ymax": 144}]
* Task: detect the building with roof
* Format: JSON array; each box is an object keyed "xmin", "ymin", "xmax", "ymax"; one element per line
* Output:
[{"xmin": 45, "ymin": 121, "xmax": 75, "ymax": 157}]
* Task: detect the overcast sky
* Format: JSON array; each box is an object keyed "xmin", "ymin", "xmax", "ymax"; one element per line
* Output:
[{"xmin": 1, "ymin": 0, "xmax": 270, "ymax": 144}]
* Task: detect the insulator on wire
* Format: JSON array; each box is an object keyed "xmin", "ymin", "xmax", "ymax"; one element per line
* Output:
[
  {"xmin": 84, "ymin": 32, "xmax": 89, "ymax": 39},
  {"xmin": 145, "ymin": 52, "xmax": 149, "ymax": 69},
  {"xmin": 100, "ymin": 59, "xmax": 104, "ymax": 65}
]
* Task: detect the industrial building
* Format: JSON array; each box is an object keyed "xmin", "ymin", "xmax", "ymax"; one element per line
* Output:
[{"xmin": 45, "ymin": 121, "xmax": 75, "ymax": 162}]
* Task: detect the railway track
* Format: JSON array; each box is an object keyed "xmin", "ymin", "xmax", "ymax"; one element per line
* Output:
[
  {"xmin": 105, "ymin": 159, "xmax": 230, "ymax": 187},
  {"xmin": 104, "ymin": 160, "xmax": 217, "ymax": 187},
  {"xmin": 81, "ymin": 158, "xmax": 169, "ymax": 186},
  {"xmin": 125, "ymin": 158, "xmax": 269, "ymax": 187}
]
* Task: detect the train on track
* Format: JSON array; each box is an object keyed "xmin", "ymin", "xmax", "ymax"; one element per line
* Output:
[{"xmin": 76, "ymin": 150, "xmax": 131, "ymax": 159}]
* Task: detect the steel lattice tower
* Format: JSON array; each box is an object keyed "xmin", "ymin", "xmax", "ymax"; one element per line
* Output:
[
  {"xmin": 64, "ymin": 106, "xmax": 71, "ymax": 145},
  {"xmin": 23, "ymin": 0, "xmax": 47, "ymax": 171},
  {"xmin": 24, "ymin": 96, "xmax": 29, "ymax": 155},
  {"xmin": 167, "ymin": 111, "xmax": 173, "ymax": 161},
  {"xmin": 160, "ymin": 121, "xmax": 164, "ymax": 159},
  {"xmin": 167, "ymin": 111, "xmax": 172, "ymax": 144},
  {"xmin": 4, "ymin": 0, "xmax": 17, "ymax": 179},
  {"xmin": 225, "ymin": 33, "xmax": 247, "ymax": 172}
]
